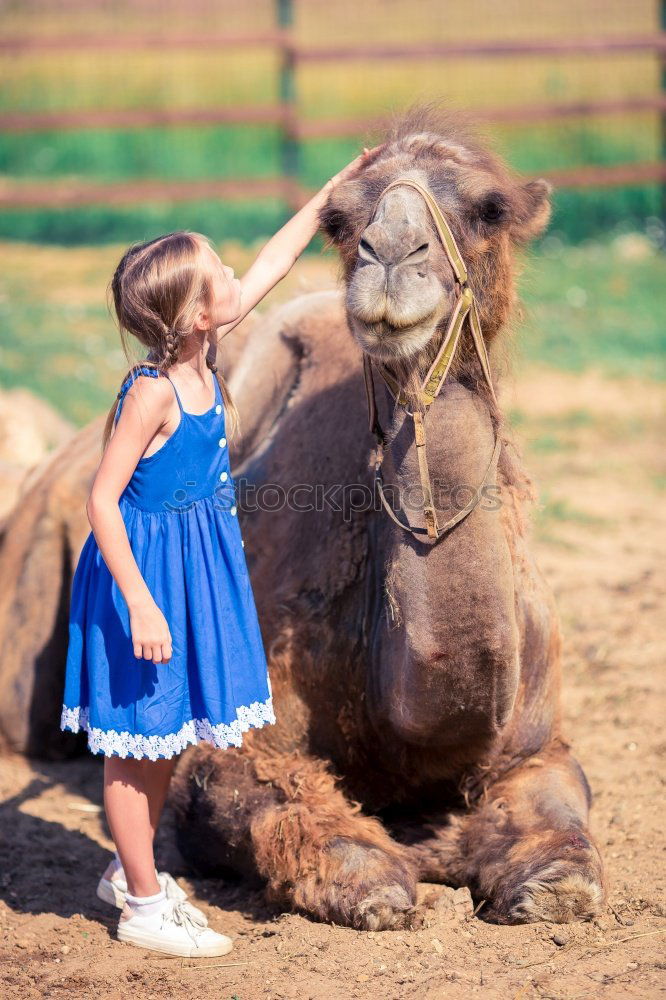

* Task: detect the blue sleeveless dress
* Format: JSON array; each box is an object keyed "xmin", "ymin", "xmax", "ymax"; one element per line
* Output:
[{"xmin": 60, "ymin": 365, "xmax": 275, "ymax": 760}]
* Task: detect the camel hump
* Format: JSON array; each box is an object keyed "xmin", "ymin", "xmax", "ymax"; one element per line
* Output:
[
  {"xmin": 261, "ymin": 287, "xmax": 347, "ymax": 344},
  {"xmin": 221, "ymin": 288, "xmax": 356, "ymax": 465},
  {"xmin": 267, "ymin": 287, "xmax": 346, "ymax": 330},
  {"xmin": 247, "ymin": 288, "xmax": 349, "ymax": 362}
]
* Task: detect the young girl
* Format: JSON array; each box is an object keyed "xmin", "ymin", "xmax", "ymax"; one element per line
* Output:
[{"xmin": 60, "ymin": 145, "xmax": 379, "ymax": 958}]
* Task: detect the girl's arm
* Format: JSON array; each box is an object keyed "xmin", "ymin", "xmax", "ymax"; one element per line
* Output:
[
  {"xmin": 86, "ymin": 376, "xmax": 175, "ymax": 664},
  {"xmin": 214, "ymin": 144, "xmax": 383, "ymax": 341}
]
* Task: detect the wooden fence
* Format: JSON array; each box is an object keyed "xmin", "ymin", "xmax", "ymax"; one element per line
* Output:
[{"xmin": 1, "ymin": 21, "xmax": 665, "ymax": 211}]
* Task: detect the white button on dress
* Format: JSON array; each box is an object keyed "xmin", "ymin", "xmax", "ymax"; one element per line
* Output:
[
  {"xmin": 219, "ymin": 471, "xmax": 228, "ymax": 482},
  {"xmin": 241, "ymin": 540, "xmax": 245, "ymax": 547},
  {"xmin": 230, "ymin": 505, "xmax": 237, "ymax": 516},
  {"xmin": 215, "ymin": 404, "xmax": 222, "ymax": 415},
  {"xmin": 219, "ymin": 437, "xmax": 226, "ymax": 448}
]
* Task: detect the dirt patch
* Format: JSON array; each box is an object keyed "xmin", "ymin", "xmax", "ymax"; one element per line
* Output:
[{"xmin": 0, "ymin": 366, "xmax": 664, "ymax": 999}]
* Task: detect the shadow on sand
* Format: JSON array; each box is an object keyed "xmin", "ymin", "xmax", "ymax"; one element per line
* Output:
[{"xmin": 0, "ymin": 755, "xmax": 277, "ymax": 930}]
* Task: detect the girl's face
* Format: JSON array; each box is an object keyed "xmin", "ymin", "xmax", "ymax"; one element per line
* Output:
[{"xmin": 200, "ymin": 243, "xmax": 242, "ymax": 330}]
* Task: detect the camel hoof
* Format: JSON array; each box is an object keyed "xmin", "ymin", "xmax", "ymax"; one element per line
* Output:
[
  {"xmin": 482, "ymin": 829, "xmax": 605, "ymax": 925},
  {"xmin": 312, "ymin": 837, "xmax": 418, "ymax": 931},
  {"xmin": 508, "ymin": 870, "xmax": 605, "ymax": 924},
  {"xmin": 352, "ymin": 884, "xmax": 420, "ymax": 931}
]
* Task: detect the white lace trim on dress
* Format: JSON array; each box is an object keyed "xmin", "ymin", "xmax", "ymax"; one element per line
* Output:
[{"xmin": 60, "ymin": 697, "xmax": 276, "ymax": 761}]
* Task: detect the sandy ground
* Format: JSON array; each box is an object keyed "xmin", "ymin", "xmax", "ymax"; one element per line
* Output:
[{"xmin": 0, "ymin": 366, "xmax": 664, "ymax": 1000}]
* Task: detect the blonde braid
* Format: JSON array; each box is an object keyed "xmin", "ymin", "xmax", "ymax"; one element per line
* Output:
[{"xmin": 163, "ymin": 325, "xmax": 180, "ymax": 369}]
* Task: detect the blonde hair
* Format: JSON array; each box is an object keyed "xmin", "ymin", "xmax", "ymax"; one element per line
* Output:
[{"xmin": 102, "ymin": 230, "xmax": 240, "ymax": 449}]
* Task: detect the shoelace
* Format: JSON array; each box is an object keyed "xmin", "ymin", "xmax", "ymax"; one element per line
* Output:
[
  {"xmin": 159, "ymin": 871, "xmax": 209, "ymax": 926},
  {"xmin": 162, "ymin": 899, "xmax": 208, "ymax": 940}
]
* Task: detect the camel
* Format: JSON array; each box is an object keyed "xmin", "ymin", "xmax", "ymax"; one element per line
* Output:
[{"xmin": 0, "ymin": 105, "xmax": 605, "ymax": 928}]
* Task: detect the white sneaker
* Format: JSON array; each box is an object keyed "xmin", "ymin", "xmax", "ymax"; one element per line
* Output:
[
  {"xmin": 117, "ymin": 897, "xmax": 233, "ymax": 957},
  {"xmin": 97, "ymin": 869, "xmax": 208, "ymax": 925}
]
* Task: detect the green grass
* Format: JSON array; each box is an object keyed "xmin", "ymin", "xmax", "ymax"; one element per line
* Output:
[
  {"xmin": 0, "ymin": 125, "xmax": 660, "ymax": 246},
  {"xmin": 0, "ymin": 232, "xmax": 663, "ymax": 426},
  {"xmin": 515, "ymin": 239, "xmax": 666, "ymax": 378},
  {"xmin": 507, "ymin": 408, "xmax": 596, "ymax": 455},
  {"xmin": 536, "ymin": 495, "xmax": 606, "ymax": 525},
  {"xmin": 519, "ymin": 409, "xmax": 594, "ymax": 430},
  {"xmin": 532, "ymin": 492, "xmax": 608, "ymax": 546},
  {"xmin": 0, "ymin": 124, "xmax": 294, "ymax": 245},
  {"xmin": 0, "ymin": 199, "xmax": 292, "ymax": 249},
  {"xmin": 1, "ymin": 0, "xmax": 660, "ymax": 245},
  {"xmin": 0, "ymin": 125, "xmax": 283, "ymax": 181},
  {"xmin": 530, "ymin": 434, "xmax": 576, "ymax": 454}
]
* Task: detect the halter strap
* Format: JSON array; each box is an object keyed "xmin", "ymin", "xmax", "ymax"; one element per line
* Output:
[
  {"xmin": 373, "ymin": 177, "xmax": 468, "ymax": 286},
  {"xmin": 369, "ymin": 178, "xmax": 497, "ymax": 410},
  {"xmin": 363, "ymin": 177, "xmax": 500, "ymax": 545}
]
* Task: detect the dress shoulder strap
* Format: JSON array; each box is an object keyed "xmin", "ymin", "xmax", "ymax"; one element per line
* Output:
[
  {"xmin": 114, "ymin": 364, "xmax": 182, "ymax": 424},
  {"xmin": 160, "ymin": 371, "xmax": 185, "ymax": 414},
  {"xmin": 212, "ymin": 368, "xmax": 221, "ymax": 404}
]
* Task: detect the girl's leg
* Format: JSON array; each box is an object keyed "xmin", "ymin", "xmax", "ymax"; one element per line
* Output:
[
  {"xmin": 141, "ymin": 756, "xmax": 178, "ymax": 843},
  {"xmin": 102, "ymin": 756, "xmax": 179, "ymax": 896},
  {"xmin": 103, "ymin": 755, "xmax": 232, "ymax": 955},
  {"xmin": 104, "ymin": 756, "xmax": 160, "ymax": 902}
]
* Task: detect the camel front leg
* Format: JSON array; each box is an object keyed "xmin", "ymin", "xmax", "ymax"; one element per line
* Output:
[
  {"xmin": 251, "ymin": 750, "xmax": 420, "ymax": 930},
  {"xmin": 171, "ymin": 743, "xmax": 419, "ymax": 930},
  {"xmin": 449, "ymin": 740, "xmax": 605, "ymax": 923}
]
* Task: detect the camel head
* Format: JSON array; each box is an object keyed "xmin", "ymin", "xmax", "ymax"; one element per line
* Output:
[{"xmin": 320, "ymin": 105, "xmax": 552, "ymax": 388}]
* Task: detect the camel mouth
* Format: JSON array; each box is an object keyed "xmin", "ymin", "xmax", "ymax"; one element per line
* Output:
[
  {"xmin": 349, "ymin": 310, "xmax": 441, "ymax": 361},
  {"xmin": 365, "ymin": 317, "xmax": 431, "ymax": 339},
  {"xmin": 347, "ymin": 287, "xmax": 454, "ymax": 362},
  {"xmin": 345, "ymin": 254, "xmax": 458, "ymax": 361}
]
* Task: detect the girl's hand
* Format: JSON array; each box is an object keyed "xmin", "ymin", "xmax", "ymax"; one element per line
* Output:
[
  {"xmin": 330, "ymin": 143, "xmax": 385, "ymax": 187},
  {"xmin": 129, "ymin": 600, "xmax": 173, "ymax": 664}
]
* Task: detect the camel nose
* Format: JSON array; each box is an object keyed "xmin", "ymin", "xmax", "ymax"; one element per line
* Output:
[{"xmin": 358, "ymin": 221, "xmax": 430, "ymax": 269}]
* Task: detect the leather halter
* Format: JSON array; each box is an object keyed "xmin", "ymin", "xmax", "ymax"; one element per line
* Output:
[{"xmin": 362, "ymin": 177, "xmax": 501, "ymax": 544}]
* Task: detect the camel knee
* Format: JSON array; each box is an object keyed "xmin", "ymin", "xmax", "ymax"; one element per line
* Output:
[{"xmin": 249, "ymin": 774, "xmax": 404, "ymax": 893}]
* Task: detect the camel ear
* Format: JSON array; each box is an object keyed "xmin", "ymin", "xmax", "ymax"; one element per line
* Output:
[
  {"xmin": 318, "ymin": 181, "xmax": 365, "ymax": 247},
  {"xmin": 511, "ymin": 178, "xmax": 553, "ymax": 244}
]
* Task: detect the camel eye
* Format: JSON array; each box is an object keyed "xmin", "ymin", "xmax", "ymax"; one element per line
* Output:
[{"xmin": 479, "ymin": 198, "xmax": 505, "ymax": 224}]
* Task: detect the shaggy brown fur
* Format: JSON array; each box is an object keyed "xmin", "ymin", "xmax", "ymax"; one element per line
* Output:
[{"xmin": 0, "ymin": 103, "xmax": 604, "ymax": 928}]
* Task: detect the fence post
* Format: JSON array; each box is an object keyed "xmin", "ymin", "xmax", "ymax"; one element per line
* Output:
[{"xmin": 277, "ymin": 0, "xmax": 300, "ymax": 210}]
